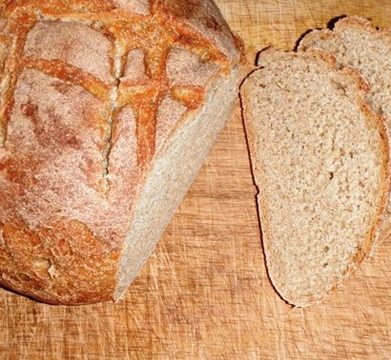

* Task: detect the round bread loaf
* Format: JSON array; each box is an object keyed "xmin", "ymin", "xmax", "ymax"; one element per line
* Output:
[{"xmin": 0, "ymin": 0, "xmax": 241, "ymax": 304}]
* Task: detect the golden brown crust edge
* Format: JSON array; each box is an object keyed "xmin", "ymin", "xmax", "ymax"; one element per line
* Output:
[
  {"xmin": 0, "ymin": 220, "xmax": 120, "ymax": 305},
  {"xmin": 240, "ymin": 49, "xmax": 391, "ymax": 307}
]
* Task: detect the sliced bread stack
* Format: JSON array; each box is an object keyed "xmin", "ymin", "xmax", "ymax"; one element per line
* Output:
[{"xmin": 241, "ymin": 17, "xmax": 391, "ymax": 307}]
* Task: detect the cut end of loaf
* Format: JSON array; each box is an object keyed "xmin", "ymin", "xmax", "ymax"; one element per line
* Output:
[
  {"xmin": 241, "ymin": 49, "xmax": 390, "ymax": 307},
  {"xmin": 114, "ymin": 66, "xmax": 240, "ymax": 300}
]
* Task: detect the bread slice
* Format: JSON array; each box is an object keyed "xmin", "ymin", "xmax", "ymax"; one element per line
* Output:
[
  {"xmin": 240, "ymin": 49, "xmax": 390, "ymax": 307},
  {"xmin": 0, "ymin": 1, "xmax": 241, "ymax": 304},
  {"xmin": 298, "ymin": 16, "xmax": 391, "ymax": 242}
]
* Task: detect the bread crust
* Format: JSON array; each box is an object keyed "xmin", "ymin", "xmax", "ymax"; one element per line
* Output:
[
  {"xmin": 241, "ymin": 49, "xmax": 391, "ymax": 307},
  {"xmin": 0, "ymin": 0, "xmax": 241, "ymax": 304}
]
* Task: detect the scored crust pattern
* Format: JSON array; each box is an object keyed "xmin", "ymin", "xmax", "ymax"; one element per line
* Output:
[
  {"xmin": 0, "ymin": 0, "xmax": 231, "ymax": 180},
  {"xmin": 0, "ymin": 0, "xmax": 236, "ymax": 304}
]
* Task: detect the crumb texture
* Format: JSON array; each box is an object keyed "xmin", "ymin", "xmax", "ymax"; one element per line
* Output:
[
  {"xmin": 242, "ymin": 50, "xmax": 388, "ymax": 307},
  {"xmin": 299, "ymin": 17, "xmax": 391, "ymax": 241}
]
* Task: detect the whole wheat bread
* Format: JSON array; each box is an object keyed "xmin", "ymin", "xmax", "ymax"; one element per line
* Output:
[
  {"xmin": 240, "ymin": 49, "xmax": 390, "ymax": 307},
  {"xmin": 0, "ymin": 0, "xmax": 241, "ymax": 304},
  {"xmin": 299, "ymin": 16, "xmax": 391, "ymax": 242}
]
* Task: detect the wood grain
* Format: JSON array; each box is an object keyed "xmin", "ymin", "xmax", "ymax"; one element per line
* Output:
[{"xmin": 1, "ymin": 1, "xmax": 391, "ymax": 359}]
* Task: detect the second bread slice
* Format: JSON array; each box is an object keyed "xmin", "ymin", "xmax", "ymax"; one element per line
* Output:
[
  {"xmin": 240, "ymin": 49, "xmax": 390, "ymax": 307},
  {"xmin": 298, "ymin": 16, "xmax": 391, "ymax": 241}
]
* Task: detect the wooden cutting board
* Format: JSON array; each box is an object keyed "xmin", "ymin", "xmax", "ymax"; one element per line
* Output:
[{"xmin": 1, "ymin": 1, "xmax": 391, "ymax": 359}]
